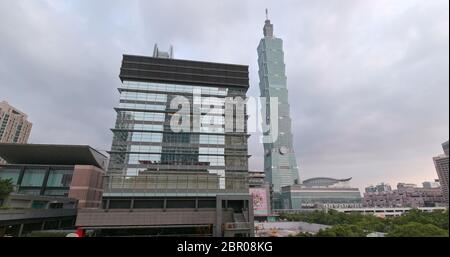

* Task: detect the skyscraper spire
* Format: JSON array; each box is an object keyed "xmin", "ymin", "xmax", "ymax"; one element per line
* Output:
[{"xmin": 263, "ymin": 9, "xmax": 274, "ymax": 38}]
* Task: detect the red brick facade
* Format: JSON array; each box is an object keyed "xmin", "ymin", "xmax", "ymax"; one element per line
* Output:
[{"xmin": 69, "ymin": 165, "xmax": 104, "ymax": 208}]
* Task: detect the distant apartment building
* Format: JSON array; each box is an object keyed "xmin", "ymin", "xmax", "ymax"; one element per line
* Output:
[
  {"xmin": 0, "ymin": 101, "xmax": 32, "ymax": 165},
  {"xmin": 281, "ymin": 177, "xmax": 362, "ymax": 210},
  {"xmin": 0, "ymin": 101, "xmax": 32, "ymax": 144},
  {"xmin": 364, "ymin": 182, "xmax": 445, "ymax": 208},
  {"xmin": 434, "ymin": 140, "xmax": 449, "ymax": 205},
  {"xmin": 422, "ymin": 180, "xmax": 441, "ymax": 189},
  {"xmin": 365, "ymin": 183, "xmax": 392, "ymax": 193}
]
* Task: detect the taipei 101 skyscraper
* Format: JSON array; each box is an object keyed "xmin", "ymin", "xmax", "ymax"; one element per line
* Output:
[{"xmin": 257, "ymin": 10, "xmax": 300, "ymax": 208}]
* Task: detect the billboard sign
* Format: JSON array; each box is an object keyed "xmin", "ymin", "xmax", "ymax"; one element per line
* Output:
[{"xmin": 250, "ymin": 187, "xmax": 270, "ymax": 216}]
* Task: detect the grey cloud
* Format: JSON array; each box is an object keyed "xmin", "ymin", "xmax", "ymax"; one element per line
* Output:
[{"xmin": 0, "ymin": 0, "xmax": 448, "ymax": 190}]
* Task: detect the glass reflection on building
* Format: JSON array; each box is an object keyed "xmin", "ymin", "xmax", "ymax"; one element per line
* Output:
[{"xmin": 108, "ymin": 81, "xmax": 248, "ymax": 188}]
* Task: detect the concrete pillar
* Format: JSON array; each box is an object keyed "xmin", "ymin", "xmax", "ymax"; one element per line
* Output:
[
  {"xmin": 215, "ymin": 196, "xmax": 223, "ymax": 237},
  {"xmin": 247, "ymin": 198, "xmax": 255, "ymax": 237},
  {"xmin": 130, "ymin": 199, "xmax": 135, "ymax": 209},
  {"xmin": 18, "ymin": 223, "xmax": 24, "ymax": 237}
]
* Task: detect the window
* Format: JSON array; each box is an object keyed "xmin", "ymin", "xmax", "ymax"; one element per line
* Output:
[
  {"xmin": 118, "ymin": 102, "xmax": 166, "ymax": 111},
  {"xmin": 198, "ymin": 200, "xmax": 216, "ymax": 208},
  {"xmin": 133, "ymin": 200, "xmax": 164, "ymax": 209},
  {"xmin": 166, "ymin": 199, "xmax": 196, "ymax": 208},
  {"xmin": 131, "ymin": 132, "xmax": 163, "ymax": 143},
  {"xmin": 127, "ymin": 154, "xmax": 161, "ymax": 165},
  {"xmin": 120, "ymin": 91, "xmax": 167, "ymax": 102},
  {"xmin": 132, "ymin": 124, "xmax": 164, "ymax": 131},
  {"xmin": 21, "ymin": 169, "xmax": 46, "ymax": 187},
  {"xmin": 31, "ymin": 201, "xmax": 48, "ymax": 209},
  {"xmin": 122, "ymin": 81, "xmax": 228, "ymax": 97},
  {"xmin": 46, "ymin": 169, "xmax": 73, "ymax": 187},
  {"xmin": 199, "ymin": 155, "xmax": 225, "ymax": 166},
  {"xmin": 0, "ymin": 168, "xmax": 21, "ymax": 185},
  {"xmin": 120, "ymin": 111, "xmax": 165, "ymax": 122},
  {"xmin": 163, "ymin": 133, "xmax": 191, "ymax": 144},
  {"xmin": 199, "ymin": 147, "xmax": 225, "ymax": 155},
  {"xmin": 129, "ymin": 145, "xmax": 162, "ymax": 153},
  {"xmin": 109, "ymin": 200, "xmax": 132, "ymax": 209},
  {"xmin": 199, "ymin": 135, "xmax": 225, "ymax": 145}
]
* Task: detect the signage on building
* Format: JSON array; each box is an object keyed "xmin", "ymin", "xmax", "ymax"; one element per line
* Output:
[{"xmin": 250, "ymin": 187, "xmax": 269, "ymax": 216}]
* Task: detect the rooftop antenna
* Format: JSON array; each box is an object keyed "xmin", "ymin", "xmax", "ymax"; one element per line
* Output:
[{"xmin": 263, "ymin": 8, "xmax": 273, "ymax": 37}]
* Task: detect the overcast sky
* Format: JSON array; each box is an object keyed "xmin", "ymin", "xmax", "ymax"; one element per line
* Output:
[{"xmin": 0, "ymin": 0, "xmax": 448, "ymax": 190}]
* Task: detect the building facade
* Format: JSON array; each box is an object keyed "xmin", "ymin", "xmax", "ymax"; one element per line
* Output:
[
  {"xmin": 0, "ymin": 143, "xmax": 107, "ymax": 236},
  {"xmin": 257, "ymin": 11, "xmax": 299, "ymax": 208},
  {"xmin": 434, "ymin": 140, "xmax": 449, "ymax": 205},
  {"xmin": 76, "ymin": 47, "xmax": 254, "ymax": 237},
  {"xmin": 363, "ymin": 182, "xmax": 445, "ymax": 208},
  {"xmin": 108, "ymin": 48, "xmax": 249, "ymax": 180},
  {"xmin": 280, "ymin": 177, "xmax": 362, "ymax": 210}
]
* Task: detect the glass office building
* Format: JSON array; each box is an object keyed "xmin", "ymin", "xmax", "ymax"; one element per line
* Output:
[
  {"xmin": 257, "ymin": 12, "xmax": 300, "ymax": 207},
  {"xmin": 108, "ymin": 51, "xmax": 250, "ymax": 190},
  {"xmin": 75, "ymin": 47, "xmax": 254, "ymax": 237},
  {"xmin": 281, "ymin": 178, "xmax": 362, "ymax": 210}
]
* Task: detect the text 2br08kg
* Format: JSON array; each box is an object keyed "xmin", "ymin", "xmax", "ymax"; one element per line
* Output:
[{"xmin": 221, "ymin": 242, "xmax": 273, "ymax": 252}]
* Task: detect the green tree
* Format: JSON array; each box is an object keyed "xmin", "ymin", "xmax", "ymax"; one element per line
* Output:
[
  {"xmin": 0, "ymin": 178, "xmax": 14, "ymax": 206},
  {"xmin": 316, "ymin": 224, "xmax": 368, "ymax": 237},
  {"xmin": 386, "ymin": 209, "xmax": 449, "ymax": 231},
  {"xmin": 280, "ymin": 208, "xmax": 449, "ymax": 237},
  {"xmin": 387, "ymin": 222, "xmax": 449, "ymax": 237}
]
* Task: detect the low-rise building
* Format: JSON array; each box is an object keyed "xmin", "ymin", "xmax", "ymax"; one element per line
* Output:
[
  {"xmin": 280, "ymin": 177, "xmax": 362, "ymax": 210},
  {"xmin": 363, "ymin": 182, "xmax": 445, "ymax": 208},
  {"xmin": 335, "ymin": 207, "xmax": 447, "ymax": 218},
  {"xmin": 423, "ymin": 180, "xmax": 441, "ymax": 189},
  {"xmin": 0, "ymin": 143, "xmax": 107, "ymax": 237}
]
